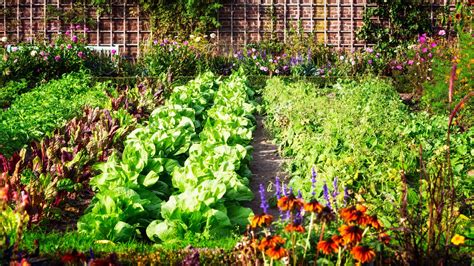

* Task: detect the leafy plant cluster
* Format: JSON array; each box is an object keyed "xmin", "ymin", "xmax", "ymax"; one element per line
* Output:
[
  {"xmin": 78, "ymin": 70, "xmax": 257, "ymax": 243},
  {"xmin": 77, "ymin": 72, "xmax": 218, "ymax": 241},
  {"xmin": 0, "ymin": 78, "xmax": 165, "ymax": 261},
  {"xmin": 262, "ymin": 77, "xmax": 473, "ymax": 227},
  {"xmin": 0, "ymin": 71, "xmax": 110, "ymax": 156},
  {"xmin": 147, "ymin": 70, "xmax": 256, "ymax": 242}
]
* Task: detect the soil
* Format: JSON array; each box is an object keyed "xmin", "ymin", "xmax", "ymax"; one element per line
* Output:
[{"xmin": 243, "ymin": 115, "xmax": 286, "ymax": 217}]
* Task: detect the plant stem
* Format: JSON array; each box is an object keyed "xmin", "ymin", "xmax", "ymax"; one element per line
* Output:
[
  {"xmin": 303, "ymin": 212, "xmax": 315, "ymax": 258},
  {"xmin": 314, "ymin": 221, "xmax": 326, "ymax": 262}
]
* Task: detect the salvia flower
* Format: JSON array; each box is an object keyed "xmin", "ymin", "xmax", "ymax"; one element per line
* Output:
[
  {"xmin": 311, "ymin": 167, "xmax": 317, "ymax": 196},
  {"xmin": 332, "ymin": 177, "xmax": 339, "ymax": 198},
  {"xmin": 275, "ymin": 176, "xmax": 281, "ymax": 199},
  {"xmin": 323, "ymin": 182, "xmax": 332, "ymax": 210},
  {"xmin": 259, "ymin": 184, "xmax": 269, "ymax": 214}
]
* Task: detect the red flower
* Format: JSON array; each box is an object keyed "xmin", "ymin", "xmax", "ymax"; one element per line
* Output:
[
  {"xmin": 277, "ymin": 195, "xmax": 304, "ymax": 211},
  {"xmin": 317, "ymin": 238, "xmax": 339, "ymax": 255},
  {"xmin": 251, "ymin": 214, "xmax": 273, "ymax": 228},
  {"xmin": 351, "ymin": 245, "xmax": 376, "ymax": 263},
  {"xmin": 304, "ymin": 199, "xmax": 324, "ymax": 213},
  {"xmin": 266, "ymin": 245, "xmax": 287, "ymax": 260},
  {"xmin": 339, "ymin": 224, "xmax": 363, "ymax": 244},
  {"xmin": 379, "ymin": 232, "xmax": 390, "ymax": 245},
  {"xmin": 340, "ymin": 205, "xmax": 368, "ymax": 224},
  {"xmin": 284, "ymin": 222, "xmax": 305, "ymax": 233},
  {"xmin": 258, "ymin": 235, "xmax": 285, "ymax": 251}
]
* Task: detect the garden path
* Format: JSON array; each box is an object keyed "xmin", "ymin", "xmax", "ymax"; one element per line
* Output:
[{"xmin": 244, "ymin": 115, "xmax": 286, "ymax": 217}]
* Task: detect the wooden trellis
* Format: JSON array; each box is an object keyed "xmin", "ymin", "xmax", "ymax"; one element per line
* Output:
[{"xmin": 0, "ymin": 0, "xmax": 453, "ymax": 56}]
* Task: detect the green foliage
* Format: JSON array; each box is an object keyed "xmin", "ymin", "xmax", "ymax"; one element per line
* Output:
[
  {"xmin": 78, "ymin": 72, "xmax": 220, "ymax": 241},
  {"xmin": 357, "ymin": 0, "xmax": 434, "ymax": 50},
  {"xmin": 262, "ymin": 77, "xmax": 473, "ymax": 226},
  {"xmin": 0, "ymin": 79, "xmax": 28, "ymax": 108},
  {"xmin": 0, "ymin": 71, "xmax": 109, "ymax": 155}
]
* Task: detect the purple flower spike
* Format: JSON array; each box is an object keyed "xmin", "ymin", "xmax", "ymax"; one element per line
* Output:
[
  {"xmin": 343, "ymin": 186, "xmax": 350, "ymax": 206},
  {"xmin": 297, "ymin": 190, "xmax": 302, "ymax": 199},
  {"xmin": 311, "ymin": 167, "xmax": 317, "ymax": 196},
  {"xmin": 282, "ymin": 183, "xmax": 287, "ymax": 197},
  {"xmin": 259, "ymin": 184, "xmax": 269, "ymax": 214},
  {"xmin": 323, "ymin": 182, "xmax": 332, "ymax": 210},
  {"xmin": 275, "ymin": 177, "xmax": 281, "ymax": 199},
  {"xmin": 332, "ymin": 177, "xmax": 339, "ymax": 198}
]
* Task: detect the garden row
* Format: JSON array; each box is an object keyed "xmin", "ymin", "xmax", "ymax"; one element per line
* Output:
[
  {"xmin": 260, "ymin": 76, "xmax": 473, "ymax": 263},
  {"xmin": 77, "ymin": 70, "xmax": 257, "ymax": 243},
  {"xmin": 0, "ymin": 73, "xmax": 164, "ymax": 251}
]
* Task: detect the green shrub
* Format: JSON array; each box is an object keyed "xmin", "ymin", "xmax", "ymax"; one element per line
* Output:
[{"xmin": 0, "ymin": 79, "xmax": 28, "ymax": 108}]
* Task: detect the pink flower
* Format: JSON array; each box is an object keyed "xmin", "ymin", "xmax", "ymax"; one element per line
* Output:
[
  {"xmin": 183, "ymin": 41, "xmax": 189, "ymax": 46},
  {"xmin": 407, "ymin": 60, "xmax": 414, "ymax": 65},
  {"xmin": 65, "ymin": 30, "xmax": 71, "ymax": 36},
  {"xmin": 111, "ymin": 49, "xmax": 116, "ymax": 55},
  {"xmin": 67, "ymin": 44, "xmax": 72, "ymax": 49},
  {"xmin": 422, "ymin": 47, "xmax": 428, "ymax": 53},
  {"xmin": 431, "ymin": 42, "xmax": 437, "ymax": 48},
  {"xmin": 428, "ymin": 53, "xmax": 433, "ymax": 58},
  {"xmin": 75, "ymin": 25, "xmax": 81, "ymax": 30},
  {"xmin": 54, "ymin": 55, "xmax": 61, "ymax": 61},
  {"xmin": 259, "ymin": 66, "xmax": 268, "ymax": 72},
  {"xmin": 365, "ymin": 47, "xmax": 373, "ymax": 53},
  {"xmin": 77, "ymin": 51, "xmax": 85, "ymax": 58},
  {"xmin": 11, "ymin": 47, "xmax": 18, "ymax": 52},
  {"xmin": 418, "ymin": 34, "xmax": 427, "ymax": 44},
  {"xmin": 71, "ymin": 35, "xmax": 78, "ymax": 43},
  {"xmin": 438, "ymin": 30, "xmax": 446, "ymax": 36}
]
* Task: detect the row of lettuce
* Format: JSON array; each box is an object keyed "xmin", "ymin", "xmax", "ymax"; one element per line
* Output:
[{"xmin": 77, "ymin": 71, "xmax": 257, "ymax": 242}]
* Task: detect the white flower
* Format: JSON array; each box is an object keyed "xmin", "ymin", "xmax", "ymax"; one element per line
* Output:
[
  {"xmin": 351, "ymin": 60, "xmax": 356, "ymax": 66},
  {"xmin": 428, "ymin": 68, "xmax": 432, "ymax": 72},
  {"xmin": 189, "ymin": 34, "xmax": 195, "ymax": 39},
  {"xmin": 438, "ymin": 30, "xmax": 446, "ymax": 36},
  {"xmin": 210, "ymin": 33, "xmax": 216, "ymax": 39},
  {"xmin": 1, "ymin": 36, "xmax": 7, "ymax": 42},
  {"xmin": 30, "ymin": 50, "xmax": 37, "ymax": 57},
  {"xmin": 195, "ymin": 37, "xmax": 202, "ymax": 42},
  {"xmin": 339, "ymin": 55, "xmax": 345, "ymax": 60}
]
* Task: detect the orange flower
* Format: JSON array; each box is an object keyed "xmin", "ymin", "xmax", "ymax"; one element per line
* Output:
[
  {"xmin": 378, "ymin": 232, "xmax": 390, "ymax": 245},
  {"xmin": 304, "ymin": 199, "xmax": 323, "ymax": 213},
  {"xmin": 277, "ymin": 195, "xmax": 304, "ymax": 211},
  {"xmin": 331, "ymin": 234, "xmax": 344, "ymax": 246},
  {"xmin": 266, "ymin": 245, "xmax": 287, "ymax": 260},
  {"xmin": 366, "ymin": 215, "xmax": 383, "ymax": 230},
  {"xmin": 317, "ymin": 238, "xmax": 339, "ymax": 255},
  {"xmin": 258, "ymin": 235, "xmax": 285, "ymax": 251},
  {"xmin": 351, "ymin": 245, "xmax": 376, "ymax": 263},
  {"xmin": 340, "ymin": 205, "xmax": 368, "ymax": 224},
  {"xmin": 339, "ymin": 224, "xmax": 363, "ymax": 244},
  {"xmin": 251, "ymin": 214, "xmax": 273, "ymax": 228},
  {"xmin": 319, "ymin": 206, "xmax": 336, "ymax": 222},
  {"xmin": 285, "ymin": 222, "xmax": 305, "ymax": 233}
]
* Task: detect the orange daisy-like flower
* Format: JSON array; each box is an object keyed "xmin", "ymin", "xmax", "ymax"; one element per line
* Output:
[
  {"xmin": 277, "ymin": 194, "xmax": 304, "ymax": 211},
  {"xmin": 285, "ymin": 222, "xmax": 305, "ymax": 233},
  {"xmin": 317, "ymin": 238, "xmax": 339, "ymax": 255},
  {"xmin": 339, "ymin": 224, "xmax": 363, "ymax": 244},
  {"xmin": 378, "ymin": 232, "xmax": 390, "ymax": 245},
  {"xmin": 251, "ymin": 214, "xmax": 273, "ymax": 228},
  {"xmin": 340, "ymin": 205, "xmax": 368, "ymax": 224},
  {"xmin": 304, "ymin": 199, "xmax": 324, "ymax": 213},
  {"xmin": 258, "ymin": 235, "xmax": 286, "ymax": 251},
  {"xmin": 319, "ymin": 206, "xmax": 336, "ymax": 222},
  {"xmin": 266, "ymin": 244, "xmax": 287, "ymax": 260},
  {"xmin": 331, "ymin": 234, "xmax": 344, "ymax": 246},
  {"xmin": 366, "ymin": 215, "xmax": 383, "ymax": 230},
  {"xmin": 351, "ymin": 245, "xmax": 376, "ymax": 263}
]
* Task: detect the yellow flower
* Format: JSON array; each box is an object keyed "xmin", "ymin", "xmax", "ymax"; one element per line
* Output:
[{"xmin": 451, "ymin": 234, "xmax": 465, "ymax": 246}]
